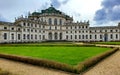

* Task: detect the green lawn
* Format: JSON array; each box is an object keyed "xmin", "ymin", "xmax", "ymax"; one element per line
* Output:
[
  {"xmin": 93, "ymin": 42, "xmax": 120, "ymax": 45},
  {"xmin": 0, "ymin": 46, "xmax": 110, "ymax": 66}
]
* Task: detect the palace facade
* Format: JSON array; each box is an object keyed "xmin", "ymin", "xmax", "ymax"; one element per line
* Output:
[{"xmin": 0, "ymin": 6, "xmax": 120, "ymax": 43}]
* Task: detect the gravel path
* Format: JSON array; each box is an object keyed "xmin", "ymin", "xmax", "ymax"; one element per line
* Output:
[
  {"xmin": 0, "ymin": 58, "xmax": 70, "ymax": 75},
  {"xmin": 83, "ymin": 50, "xmax": 120, "ymax": 75}
]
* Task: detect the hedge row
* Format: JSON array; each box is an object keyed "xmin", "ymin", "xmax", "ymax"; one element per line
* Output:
[
  {"xmin": 76, "ymin": 47, "xmax": 119, "ymax": 73},
  {"xmin": 0, "ymin": 53, "xmax": 75, "ymax": 73},
  {"xmin": 0, "ymin": 47, "xmax": 119, "ymax": 74},
  {"xmin": 0, "ymin": 44, "xmax": 96, "ymax": 47}
]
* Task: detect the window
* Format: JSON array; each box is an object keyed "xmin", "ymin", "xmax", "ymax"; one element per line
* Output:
[
  {"xmin": 27, "ymin": 23, "xmax": 30, "ymax": 26},
  {"xmin": 95, "ymin": 30, "xmax": 96, "ymax": 32},
  {"xmin": 18, "ymin": 34, "xmax": 20, "ymax": 40},
  {"xmin": 23, "ymin": 29, "xmax": 26, "ymax": 32},
  {"xmin": 110, "ymin": 34, "xmax": 113, "ymax": 39},
  {"xmin": 23, "ymin": 22, "xmax": 26, "ymax": 26},
  {"xmin": 82, "ymin": 31, "xmax": 84, "ymax": 33},
  {"xmin": 55, "ymin": 26, "xmax": 57, "ymax": 30},
  {"xmin": 49, "ymin": 18, "xmax": 52, "ymax": 25},
  {"xmin": 35, "ymin": 24, "xmax": 37, "ymax": 27},
  {"xmin": 39, "ymin": 35, "xmax": 41, "ymax": 39},
  {"xmin": 75, "ymin": 35, "xmax": 77, "ymax": 39},
  {"xmin": 31, "ymin": 29, "xmax": 33, "ymax": 32},
  {"xmin": 43, "ymin": 26, "xmax": 45, "ymax": 28},
  {"xmin": 90, "ymin": 35, "xmax": 92, "ymax": 39},
  {"xmin": 4, "ymin": 27, "xmax": 7, "ymax": 30},
  {"xmin": 75, "ymin": 26, "xmax": 77, "ymax": 29},
  {"xmin": 27, "ymin": 29, "xmax": 30, "ymax": 32},
  {"xmin": 23, "ymin": 34, "xmax": 26, "ymax": 39},
  {"xmin": 27, "ymin": 34, "xmax": 30, "ymax": 39},
  {"xmin": 116, "ymin": 30, "xmax": 118, "ymax": 32},
  {"xmin": 35, "ymin": 30, "xmax": 37, "ymax": 32},
  {"xmin": 105, "ymin": 30, "xmax": 107, "ymax": 32},
  {"xmin": 31, "ymin": 35, "xmax": 33, "ymax": 39},
  {"xmin": 86, "ymin": 35, "xmax": 88, "ymax": 39},
  {"xmin": 110, "ymin": 30, "xmax": 113, "ymax": 32},
  {"xmin": 18, "ymin": 28, "xmax": 21, "ymax": 31},
  {"xmin": 79, "ymin": 35, "xmax": 81, "ymax": 39},
  {"xmin": 31, "ymin": 24, "xmax": 33, "ymax": 27},
  {"xmin": 100, "ymin": 35, "xmax": 102, "ymax": 39},
  {"xmin": 82, "ymin": 26, "xmax": 84, "ymax": 29},
  {"xmin": 66, "ymin": 35, "xmax": 68, "ymax": 39},
  {"xmin": 11, "ymin": 34, "xmax": 14, "ymax": 40},
  {"xmin": 71, "ymin": 35, "xmax": 72, "ymax": 39},
  {"xmin": 35, "ymin": 35, "xmax": 37, "ymax": 39},
  {"xmin": 54, "ymin": 18, "xmax": 57, "ymax": 25},
  {"xmin": 75, "ymin": 31, "xmax": 77, "ymax": 33},
  {"xmin": 66, "ymin": 27, "xmax": 68, "ymax": 29},
  {"xmin": 95, "ymin": 35, "xmax": 97, "ymax": 39},
  {"xmin": 43, "ymin": 35, "xmax": 45, "ymax": 40},
  {"xmin": 116, "ymin": 34, "xmax": 118, "ymax": 39},
  {"xmin": 90, "ymin": 31, "xmax": 92, "ymax": 33},
  {"xmin": 11, "ymin": 28, "xmax": 14, "ymax": 30},
  {"xmin": 82, "ymin": 35, "xmax": 84, "ymax": 39},
  {"xmin": 66, "ymin": 31, "xmax": 68, "ymax": 33},
  {"xmin": 49, "ymin": 27, "xmax": 51, "ymax": 30},
  {"xmin": 4, "ymin": 33, "xmax": 7, "ymax": 40},
  {"xmin": 59, "ymin": 19, "xmax": 62, "ymax": 25}
]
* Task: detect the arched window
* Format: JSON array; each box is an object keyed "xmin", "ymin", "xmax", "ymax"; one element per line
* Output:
[
  {"xmin": 54, "ymin": 18, "xmax": 57, "ymax": 25},
  {"xmin": 48, "ymin": 18, "xmax": 52, "ymax": 25},
  {"xmin": 54, "ymin": 32, "xmax": 58, "ymax": 40},
  {"xmin": 4, "ymin": 33, "xmax": 7, "ymax": 40},
  {"xmin": 100, "ymin": 35, "xmax": 102, "ymax": 39},
  {"xmin": 48, "ymin": 32, "xmax": 52, "ymax": 40},
  {"xmin": 95, "ymin": 35, "xmax": 97, "ymax": 39},
  {"xmin": 90, "ymin": 35, "xmax": 92, "ymax": 39},
  {"xmin": 110, "ymin": 34, "xmax": 113, "ymax": 39},
  {"xmin": 59, "ymin": 33, "xmax": 62, "ymax": 40},
  {"xmin": 59, "ymin": 19, "xmax": 62, "ymax": 25},
  {"xmin": 18, "ymin": 34, "xmax": 21, "ymax": 40},
  {"xmin": 116, "ymin": 34, "xmax": 118, "ymax": 39},
  {"xmin": 11, "ymin": 34, "xmax": 14, "ymax": 40}
]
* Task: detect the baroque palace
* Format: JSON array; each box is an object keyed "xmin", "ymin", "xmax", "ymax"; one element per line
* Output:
[{"xmin": 0, "ymin": 5, "xmax": 120, "ymax": 43}]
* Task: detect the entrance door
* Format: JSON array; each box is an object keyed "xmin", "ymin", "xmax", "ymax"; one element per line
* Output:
[{"xmin": 104, "ymin": 33, "xmax": 108, "ymax": 42}]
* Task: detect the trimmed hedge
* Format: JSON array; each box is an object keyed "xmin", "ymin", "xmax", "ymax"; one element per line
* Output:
[
  {"xmin": 76, "ymin": 47, "xmax": 119, "ymax": 73},
  {"xmin": 0, "ymin": 44, "xmax": 96, "ymax": 47},
  {"xmin": 0, "ymin": 47, "xmax": 119, "ymax": 74},
  {"xmin": 0, "ymin": 53, "xmax": 75, "ymax": 73}
]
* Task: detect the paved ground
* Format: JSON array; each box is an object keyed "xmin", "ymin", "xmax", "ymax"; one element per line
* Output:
[
  {"xmin": 0, "ymin": 58, "xmax": 70, "ymax": 75},
  {"xmin": 83, "ymin": 50, "xmax": 120, "ymax": 75}
]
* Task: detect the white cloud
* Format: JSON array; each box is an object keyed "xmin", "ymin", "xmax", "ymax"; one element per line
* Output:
[
  {"xmin": 59, "ymin": 0, "xmax": 102, "ymax": 25},
  {"xmin": 0, "ymin": 0, "xmax": 103, "ymax": 26}
]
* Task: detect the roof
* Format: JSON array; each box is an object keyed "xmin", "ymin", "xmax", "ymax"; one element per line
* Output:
[{"xmin": 31, "ymin": 5, "xmax": 73, "ymax": 20}]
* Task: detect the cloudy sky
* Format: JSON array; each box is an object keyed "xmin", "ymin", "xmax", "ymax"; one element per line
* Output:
[{"xmin": 0, "ymin": 0, "xmax": 120, "ymax": 26}]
